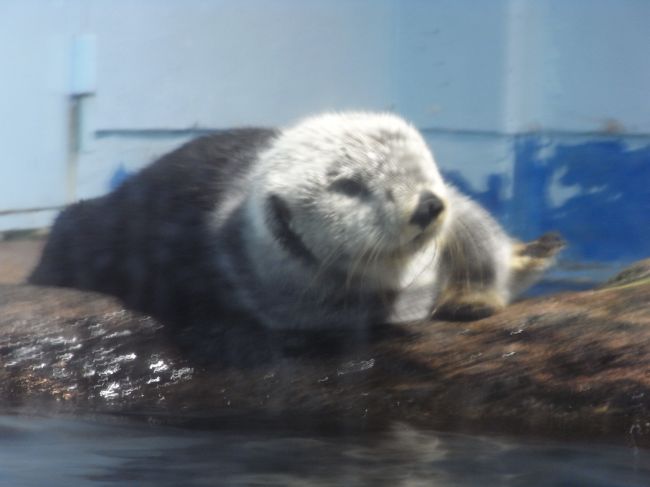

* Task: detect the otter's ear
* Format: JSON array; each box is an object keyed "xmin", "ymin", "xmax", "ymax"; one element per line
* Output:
[
  {"xmin": 265, "ymin": 193, "xmax": 318, "ymax": 266},
  {"xmin": 266, "ymin": 194, "xmax": 292, "ymax": 226}
]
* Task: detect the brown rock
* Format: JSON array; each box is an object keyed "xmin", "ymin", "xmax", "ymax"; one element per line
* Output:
[
  {"xmin": 0, "ymin": 260, "xmax": 649, "ymax": 448},
  {"xmin": 0, "ymin": 238, "xmax": 43, "ymax": 284}
]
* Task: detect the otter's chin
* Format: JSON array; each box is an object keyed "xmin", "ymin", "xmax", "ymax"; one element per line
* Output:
[
  {"xmin": 406, "ymin": 229, "xmax": 438, "ymax": 253},
  {"xmin": 377, "ymin": 227, "xmax": 438, "ymax": 260}
]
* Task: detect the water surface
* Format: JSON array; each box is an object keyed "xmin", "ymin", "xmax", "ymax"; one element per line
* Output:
[{"xmin": 0, "ymin": 415, "xmax": 648, "ymax": 486}]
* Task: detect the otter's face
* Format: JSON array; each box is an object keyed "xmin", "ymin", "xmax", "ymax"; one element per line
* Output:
[{"xmin": 254, "ymin": 113, "xmax": 448, "ymax": 273}]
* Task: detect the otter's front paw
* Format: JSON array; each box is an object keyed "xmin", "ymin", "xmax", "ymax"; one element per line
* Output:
[{"xmin": 433, "ymin": 297, "xmax": 503, "ymax": 322}]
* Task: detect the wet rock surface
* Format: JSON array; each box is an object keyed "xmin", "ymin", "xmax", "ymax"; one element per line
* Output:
[{"xmin": 1, "ymin": 258, "xmax": 650, "ymax": 448}]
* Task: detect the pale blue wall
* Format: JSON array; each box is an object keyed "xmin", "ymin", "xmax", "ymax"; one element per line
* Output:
[
  {"xmin": 1, "ymin": 0, "xmax": 649, "ymax": 269},
  {"xmin": 0, "ymin": 0, "xmax": 75, "ymax": 226}
]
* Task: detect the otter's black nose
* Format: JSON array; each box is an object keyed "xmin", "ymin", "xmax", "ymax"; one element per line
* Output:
[{"xmin": 410, "ymin": 190, "xmax": 444, "ymax": 229}]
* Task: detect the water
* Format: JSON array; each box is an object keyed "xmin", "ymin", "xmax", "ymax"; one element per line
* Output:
[{"xmin": 0, "ymin": 415, "xmax": 648, "ymax": 487}]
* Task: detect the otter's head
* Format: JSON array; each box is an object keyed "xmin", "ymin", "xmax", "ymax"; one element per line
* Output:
[{"xmin": 250, "ymin": 112, "xmax": 449, "ymax": 277}]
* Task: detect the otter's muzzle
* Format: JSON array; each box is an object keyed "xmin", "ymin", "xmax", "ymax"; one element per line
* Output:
[{"xmin": 409, "ymin": 190, "xmax": 444, "ymax": 229}]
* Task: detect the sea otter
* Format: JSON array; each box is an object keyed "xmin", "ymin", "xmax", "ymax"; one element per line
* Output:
[{"xmin": 29, "ymin": 112, "xmax": 563, "ymax": 329}]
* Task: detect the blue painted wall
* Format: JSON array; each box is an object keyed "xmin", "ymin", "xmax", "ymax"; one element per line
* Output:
[
  {"xmin": 513, "ymin": 136, "xmax": 650, "ymax": 263},
  {"xmin": 436, "ymin": 133, "xmax": 650, "ymax": 266}
]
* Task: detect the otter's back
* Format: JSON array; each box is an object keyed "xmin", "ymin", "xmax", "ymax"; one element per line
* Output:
[{"xmin": 29, "ymin": 128, "xmax": 277, "ymax": 323}]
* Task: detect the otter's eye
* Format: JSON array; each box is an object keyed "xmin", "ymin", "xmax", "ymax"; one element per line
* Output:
[{"xmin": 329, "ymin": 178, "xmax": 370, "ymax": 198}]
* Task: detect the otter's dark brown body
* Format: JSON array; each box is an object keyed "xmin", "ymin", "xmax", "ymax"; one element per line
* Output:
[{"xmin": 30, "ymin": 129, "xmax": 277, "ymax": 326}]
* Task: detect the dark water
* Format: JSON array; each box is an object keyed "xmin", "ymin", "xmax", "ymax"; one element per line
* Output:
[{"xmin": 0, "ymin": 415, "xmax": 648, "ymax": 487}]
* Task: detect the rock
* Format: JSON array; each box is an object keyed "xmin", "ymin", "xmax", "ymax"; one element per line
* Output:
[
  {"xmin": 0, "ymin": 238, "xmax": 43, "ymax": 284},
  {"xmin": 602, "ymin": 258, "xmax": 650, "ymax": 289},
  {"xmin": 0, "ymin": 261, "xmax": 649, "ymax": 448}
]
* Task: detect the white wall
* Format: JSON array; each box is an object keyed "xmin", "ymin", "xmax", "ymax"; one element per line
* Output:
[
  {"xmin": 0, "ymin": 0, "xmax": 78, "ymax": 216},
  {"xmin": 395, "ymin": 0, "xmax": 511, "ymax": 132},
  {"xmin": 1, "ymin": 0, "xmax": 649, "ymax": 231},
  {"xmin": 86, "ymin": 0, "xmax": 400, "ymax": 129}
]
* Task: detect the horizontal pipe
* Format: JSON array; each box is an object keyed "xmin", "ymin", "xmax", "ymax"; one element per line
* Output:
[
  {"xmin": 0, "ymin": 206, "xmax": 64, "ymax": 217},
  {"xmin": 94, "ymin": 127, "xmax": 650, "ymax": 140}
]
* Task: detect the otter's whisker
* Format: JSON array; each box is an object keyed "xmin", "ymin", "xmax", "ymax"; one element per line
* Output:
[{"xmin": 355, "ymin": 232, "xmax": 385, "ymax": 299}]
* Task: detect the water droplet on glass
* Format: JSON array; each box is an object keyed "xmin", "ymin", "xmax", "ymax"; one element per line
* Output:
[
  {"xmin": 99, "ymin": 382, "xmax": 120, "ymax": 399},
  {"xmin": 337, "ymin": 358, "xmax": 375, "ymax": 376},
  {"xmin": 149, "ymin": 358, "xmax": 169, "ymax": 373},
  {"xmin": 170, "ymin": 367, "xmax": 193, "ymax": 381}
]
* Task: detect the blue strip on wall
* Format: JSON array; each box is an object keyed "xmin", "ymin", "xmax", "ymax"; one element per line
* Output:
[
  {"xmin": 513, "ymin": 136, "xmax": 650, "ymax": 263},
  {"xmin": 443, "ymin": 134, "xmax": 650, "ymax": 264}
]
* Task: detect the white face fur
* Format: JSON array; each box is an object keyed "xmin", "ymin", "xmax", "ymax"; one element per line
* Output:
[{"xmin": 249, "ymin": 112, "xmax": 449, "ymax": 278}]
